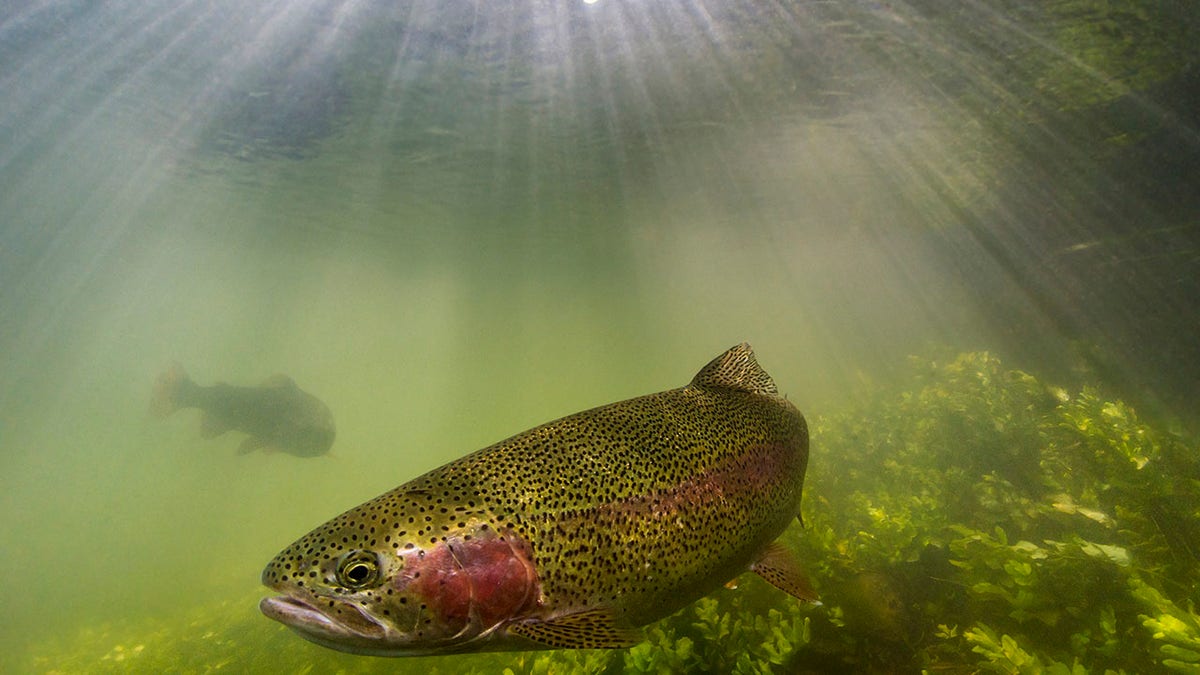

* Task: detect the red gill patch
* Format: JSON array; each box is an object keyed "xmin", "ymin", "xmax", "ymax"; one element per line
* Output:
[{"xmin": 412, "ymin": 530, "xmax": 540, "ymax": 629}]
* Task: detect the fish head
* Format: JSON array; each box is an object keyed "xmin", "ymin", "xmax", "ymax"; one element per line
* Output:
[{"xmin": 260, "ymin": 494, "xmax": 541, "ymax": 655}]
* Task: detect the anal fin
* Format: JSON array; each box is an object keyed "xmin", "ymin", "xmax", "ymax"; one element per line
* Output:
[
  {"xmin": 508, "ymin": 608, "xmax": 642, "ymax": 649},
  {"xmin": 237, "ymin": 436, "xmax": 267, "ymax": 455},
  {"xmin": 199, "ymin": 412, "xmax": 230, "ymax": 438},
  {"xmin": 751, "ymin": 541, "xmax": 819, "ymax": 603}
]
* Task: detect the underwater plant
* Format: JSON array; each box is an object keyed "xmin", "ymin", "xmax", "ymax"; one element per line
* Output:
[{"xmin": 793, "ymin": 351, "xmax": 1200, "ymax": 673}]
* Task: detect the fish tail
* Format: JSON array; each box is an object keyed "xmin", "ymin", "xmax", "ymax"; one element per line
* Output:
[{"xmin": 149, "ymin": 361, "xmax": 193, "ymax": 417}]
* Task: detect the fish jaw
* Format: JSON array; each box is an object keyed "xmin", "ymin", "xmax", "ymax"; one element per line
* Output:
[
  {"xmin": 259, "ymin": 592, "xmax": 394, "ymax": 655},
  {"xmin": 259, "ymin": 567, "xmax": 478, "ymax": 656}
]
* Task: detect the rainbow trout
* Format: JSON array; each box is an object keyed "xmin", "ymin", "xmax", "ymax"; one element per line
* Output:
[
  {"xmin": 151, "ymin": 363, "xmax": 335, "ymax": 458},
  {"xmin": 260, "ymin": 344, "xmax": 815, "ymax": 654}
]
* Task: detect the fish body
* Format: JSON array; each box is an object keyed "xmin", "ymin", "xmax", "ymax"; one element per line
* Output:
[
  {"xmin": 151, "ymin": 363, "xmax": 335, "ymax": 457},
  {"xmin": 260, "ymin": 344, "xmax": 814, "ymax": 654}
]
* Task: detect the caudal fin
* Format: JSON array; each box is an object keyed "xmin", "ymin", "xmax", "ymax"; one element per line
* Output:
[{"xmin": 149, "ymin": 362, "xmax": 191, "ymax": 417}]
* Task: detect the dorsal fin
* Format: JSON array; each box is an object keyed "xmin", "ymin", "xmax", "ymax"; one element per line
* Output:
[
  {"xmin": 690, "ymin": 343, "xmax": 778, "ymax": 395},
  {"xmin": 261, "ymin": 374, "xmax": 296, "ymax": 388}
]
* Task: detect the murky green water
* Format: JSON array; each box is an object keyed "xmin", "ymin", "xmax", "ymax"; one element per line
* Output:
[{"xmin": 2, "ymin": 1, "xmax": 1197, "ymax": 673}]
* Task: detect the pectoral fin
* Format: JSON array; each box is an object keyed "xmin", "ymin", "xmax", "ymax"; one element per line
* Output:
[
  {"xmin": 751, "ymin": 541, "xmax": 819, "ymax": 603},
  {"xmin": 508, "ymin": 608, "xmax": 642, "ymax": 649}
]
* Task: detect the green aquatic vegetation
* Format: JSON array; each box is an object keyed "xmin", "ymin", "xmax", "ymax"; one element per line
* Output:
[
  {"xmin": 25, "ymin": 351, "xmax": 1198, "ymax": 673},
  {"xmin": 794, "ymin": 351, "xmax": 1199, "ymax": 673},
  {"xmin": 1035, "ymin": 0, "xmax": 1192, "ymax": 111},
  {"xmin": 1131, "ymin": 579, "xmax": 1200, "ymax": 673},
  {"xmin": 620, "ymin": 589, "xmax": 812, "ymax": 674},
  {"xmin": 963, "ymin": 622, "xmax": 1092, "ymax": 675}
]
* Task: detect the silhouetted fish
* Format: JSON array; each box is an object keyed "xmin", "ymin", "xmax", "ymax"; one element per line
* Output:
[
  {"xmin": 260, "ymin": 343, "xmax": 816, "ymax": 655},
  {"xmin": 150, "ymin": 363, "xmax": 335, "ymax": 458}
]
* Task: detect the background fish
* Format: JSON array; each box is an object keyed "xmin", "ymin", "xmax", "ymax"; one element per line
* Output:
[
  {"xmin": 260, "ymin": 343, "xmax": 816, "ymax": 655},
  {"xmin": 150, "ymin": 362, "xmax": 336, "ymax": 458}
]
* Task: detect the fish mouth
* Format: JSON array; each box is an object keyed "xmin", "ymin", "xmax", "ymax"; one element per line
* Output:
[{"xmin": 260, "ymin": 594, "xmax": 388, "ymax": 652}]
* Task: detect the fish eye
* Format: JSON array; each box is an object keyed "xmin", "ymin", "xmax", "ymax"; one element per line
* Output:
[{"xmin": 336, "ymin": 551, "xmax": 380, "ymax": 589}]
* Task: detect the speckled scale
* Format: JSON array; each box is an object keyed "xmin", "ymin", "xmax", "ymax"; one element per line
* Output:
[{"xmin": 262, "ymin": 343, "xmax": 810, "ymax": 650}]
